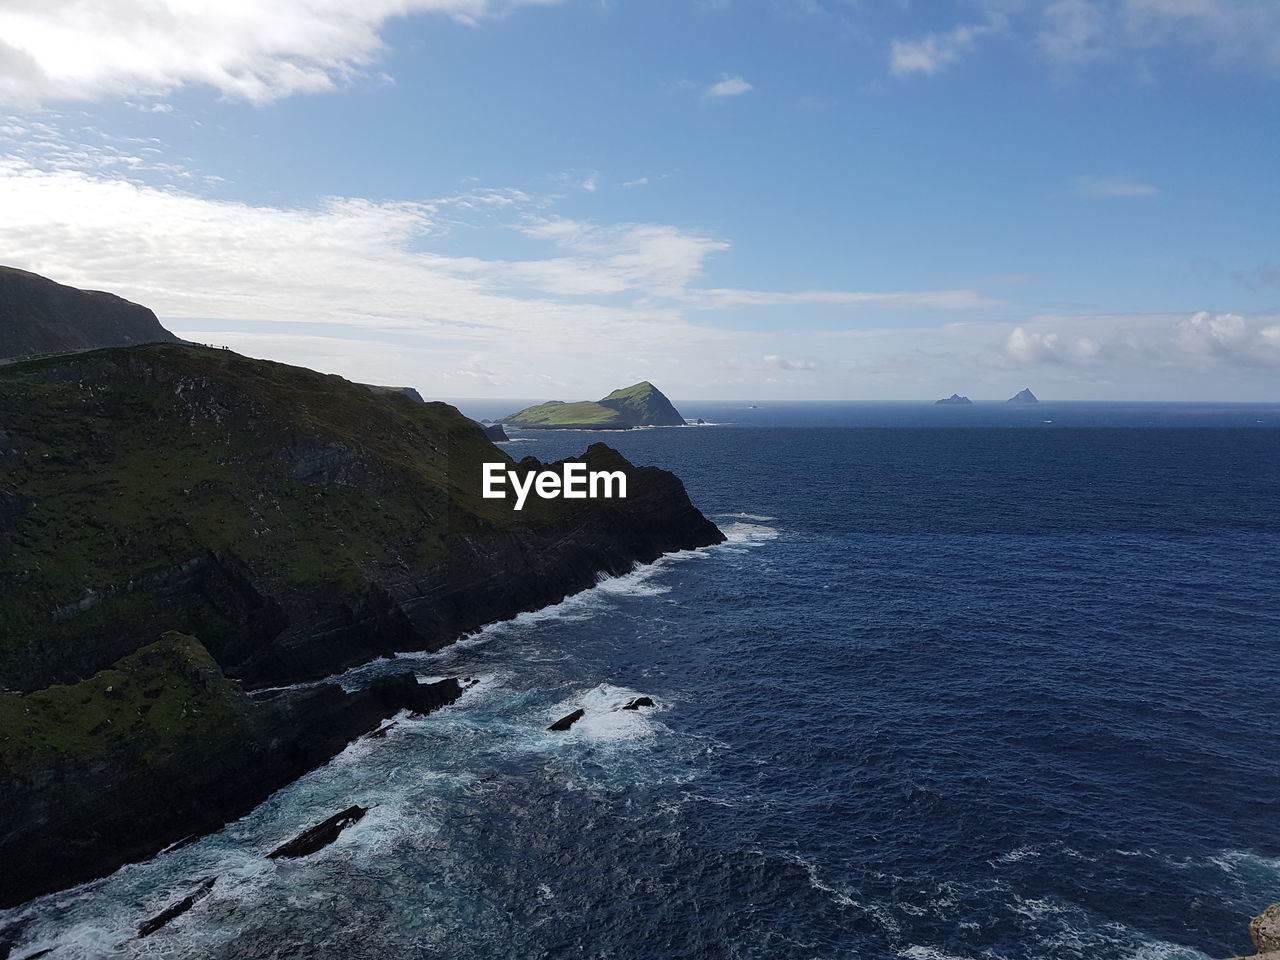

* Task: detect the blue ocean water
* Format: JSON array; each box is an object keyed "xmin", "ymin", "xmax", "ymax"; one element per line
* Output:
[{"xmin": 4, "ymin": 405, "xmax": 1279, "ymax": 959}]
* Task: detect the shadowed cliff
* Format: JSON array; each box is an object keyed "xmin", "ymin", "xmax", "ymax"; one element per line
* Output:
[{"xmin": 0, "ymin": 266, "xmax": 179, "ymax": 361}]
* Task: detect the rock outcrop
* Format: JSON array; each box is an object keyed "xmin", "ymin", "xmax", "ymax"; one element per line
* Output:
[
  {"xmin": 935, "ymin": 393, "xmax": 973, "ymax": 405},
  {"xmin": 1226, "ymin": 903, "xmax": 1280, "ymax": 960},
  {"xmin": 548, "ymin": 709, "xmax": 585, "ymax": 731},
  {"xmin": 0, "ymin": 266, "xmax": 178, "ymax": 361},
  {"xmin": 480, "ymin": 422, "xmax": 508, "ymax": 442},
  {"xmin": 268, "ymin": 805, "xmax": 369, "ymax": 859},
  {"xmin": 0, "ymin": 633, "xmax": 466, "ymax": 907}
]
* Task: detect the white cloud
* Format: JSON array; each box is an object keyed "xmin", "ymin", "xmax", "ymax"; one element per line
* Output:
[
  {"xmin": 890, "ymin": 24, "xmax": 986, "ymax": 76},
  {"xmin": 689, "ymin": 288, "xmax": 1004, "ymax": 311},
  {"xmin": 1037, "ymin": 0, "xmax": 1280, "ymax": 73},
  {"xmin": 704, "ymin": 74, "xmax": 753, "ymax": 98},
  {"xmin": 1001, "ymin": 311, "xmax": 1280, "ymax": 370},
  {"xmin": 0, "ymin": 0, "xmax": 563, "ymax": 106},
  {"xmin": 1005, "ymin": 325, "xmax": 1104, "ymax": 363},
  {"xmin": 1072, "ymin": 174, "xmax": 1160, "ymax": 197},
  {"xmin": 1039, "ymin": 0, "xmax": 1112, "ymax": 64}
]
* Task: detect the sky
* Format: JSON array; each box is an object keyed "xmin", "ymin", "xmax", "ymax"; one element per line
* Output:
[{"xmin": 0, "ymin": 0, "xmax": 1277, "ymax": 402}]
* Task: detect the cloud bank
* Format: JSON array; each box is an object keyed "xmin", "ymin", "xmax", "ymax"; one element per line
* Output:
[{"xmin": 0, "ymin": 0, "xmax": 562, "ymax": 106}]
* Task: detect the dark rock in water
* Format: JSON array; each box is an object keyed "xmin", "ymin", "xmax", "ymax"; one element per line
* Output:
[
  {"xmin": 16, "ymin": 950, "xmax": 53, "ymax": 960},
  {"xmin": 1007, "ymin": 387, "xmax": 1039, "ymax": 404},
  {"xmin": 479, "ymin": 422, "xmax": 508, "ymax": 442},
  {"xmin": 548, "ymin": 709, "xmax": 585, "ymax": 731},
  {"xmin": 365, "ymin": 721, "xmax": 398, "ymax": 739},
  {"xmin": 935, "ymin": 393, "xmax": 973, "ymax": 405},
  {"xmin": 403, "ymin": 677, "xmax": 464, "ymax": 716},
  {"xmin": 268, "ymin": 806, "xmax": 368, "ymax": 859},
  {"xmin": 621, "ymin": 697, "xmax": 654, "ymax": 710},
  {"xmin": 696, "ymin": 418, "xmax": 706, "ymax": 424},
  {"xmin": 137, "ymin": 876, "xmax": 217, "ymax": 938}
]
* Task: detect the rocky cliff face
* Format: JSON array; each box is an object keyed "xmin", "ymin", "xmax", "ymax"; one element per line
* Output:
[
  {"xmin": 0, "ymin": 344, "xmax": 722, "ymax": 692},
  {"xmin": 0, "ymin": 266, "xmax": 179, "ymax": 361},
  {"xmin": 0, "ymin": 344, "xmax": 722, "ymax": 906},
  {"xmin": 0, "ymin": 632, "xmax": 466, "ymax": 907}
]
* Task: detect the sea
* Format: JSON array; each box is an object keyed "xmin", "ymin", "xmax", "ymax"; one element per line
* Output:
[{"xmin": 3, "ymin": 401, "xmax": 1279, "ymax": 960}]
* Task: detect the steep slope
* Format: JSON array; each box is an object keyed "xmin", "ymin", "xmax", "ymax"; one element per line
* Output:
[
  {"xmin": 1007, "ymin": 387, "xmax": 1039, "ymax": 403},
  {"xmin": 503, "ymin": 381, "xmax": 686, "ymax": 429},
  {"xmin": 0, "ymin": 344, "xmax": 723, "ymax": 692},
  {"xmin": 0, "ymin": 266, "xmax": 179, "ymax": 360},
  {"xmin": 598, "ymin": 381, "xmax": 686, "ymax": 426}
]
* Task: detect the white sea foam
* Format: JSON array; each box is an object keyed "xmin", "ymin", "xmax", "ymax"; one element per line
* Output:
[
  {"xmin": 541, "ymin": 683, "xmax": 665, "ymax": 743},
  {"xmin": 899, "ymin": 948, "xmax": 977, "ymax": 960}
]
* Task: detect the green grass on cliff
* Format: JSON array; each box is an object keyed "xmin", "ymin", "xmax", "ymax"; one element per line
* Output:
[
  {"xmin": 0, "ymin": 343, "xmax": 566, "ymax": 670},
  {"xmin": 502, "ymin": 399, "xmax": 628, "ymax": 428},
  {"xmin": 0, "ymin": 633, "xmax": 245, "ymax": 771}
]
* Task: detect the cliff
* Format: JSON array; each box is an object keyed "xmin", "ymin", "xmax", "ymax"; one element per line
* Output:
[
  {"xmin": 0, "ymin": 344, "xmax": 722, "ymax": 692},
  {"xmin": 0, "ymin": 343, "xmax": 722, "ymax": 906},
  {"xmin": 502, "ymin": 381, "xmax": 686, "ymax": 429},
  {"xmin": 0, "ymin": 266, "xmax": 179, "ymax": 361},
  {"xmin": 0, "ymin": 632, "xmax": 465, "ymax": 907}
]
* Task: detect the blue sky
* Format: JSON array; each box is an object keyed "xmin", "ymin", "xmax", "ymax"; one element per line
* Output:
[{"xmin": 1, "ymin": 0, "xmax": 1277, "ymax": 401}]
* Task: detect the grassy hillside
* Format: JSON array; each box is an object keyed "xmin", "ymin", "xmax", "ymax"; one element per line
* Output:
[
  {"xmin": 501, "ymin": 399, "xmax": 629, "ymax": 429},
  {"xmin": 0, "ymin": 343, "xmax": 557, "ymax": 687}
]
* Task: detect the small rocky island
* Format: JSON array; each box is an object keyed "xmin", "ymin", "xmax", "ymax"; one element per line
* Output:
[
  {"xmin": 935, "ymin": 393, "xmax": 973, "ymax": 405},
  {"xmin": 502, "ymin": 381, "xmax": 686, "ymax": 430},
  {"xmin": 1007, "ymin": 387, "xmax": 1039, "ymax": 403}
]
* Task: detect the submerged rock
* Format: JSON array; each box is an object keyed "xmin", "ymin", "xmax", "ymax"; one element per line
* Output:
[
  {"xmin": 548, "ymin": 709, "xmax": 585, "ymax": 731},
  {"xmin": 268, "ymin": 806, "xmax": 368, "ymax": 859},
  {"xmin": 137, "ymin": 876, "xmax": 217, "ymax": 938}
]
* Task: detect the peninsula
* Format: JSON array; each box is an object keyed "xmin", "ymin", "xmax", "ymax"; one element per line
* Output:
[
  {"xmin": 502, "ymin": 381, "xmax": 686, "ymax": 429},
  {"xmin": 0, "ymin": 269, "xmax": 724, "ymax": 907}
]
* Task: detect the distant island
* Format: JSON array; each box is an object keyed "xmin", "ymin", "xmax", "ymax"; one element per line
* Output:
[
  {"xmin": 1007, "ymin": 388, "xmax": 1039, "ymax": 404},
  {"xmin": 935, "ymin": 393, "xmax": 973, "ymax": 405},
  {"xmin": 502, "ymin": 381, "xmax": 686, "ymax": 429}
]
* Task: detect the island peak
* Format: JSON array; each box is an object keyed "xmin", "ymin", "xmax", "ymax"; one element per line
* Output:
[{"xmin": 1007, "ymin": 387, "xmax": 1039, "ymax": 404}]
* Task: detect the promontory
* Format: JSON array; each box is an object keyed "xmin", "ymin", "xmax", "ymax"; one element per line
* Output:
[{"xmin": 0, "ymin": 269, "xmax": 724, "ymax": 908}]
